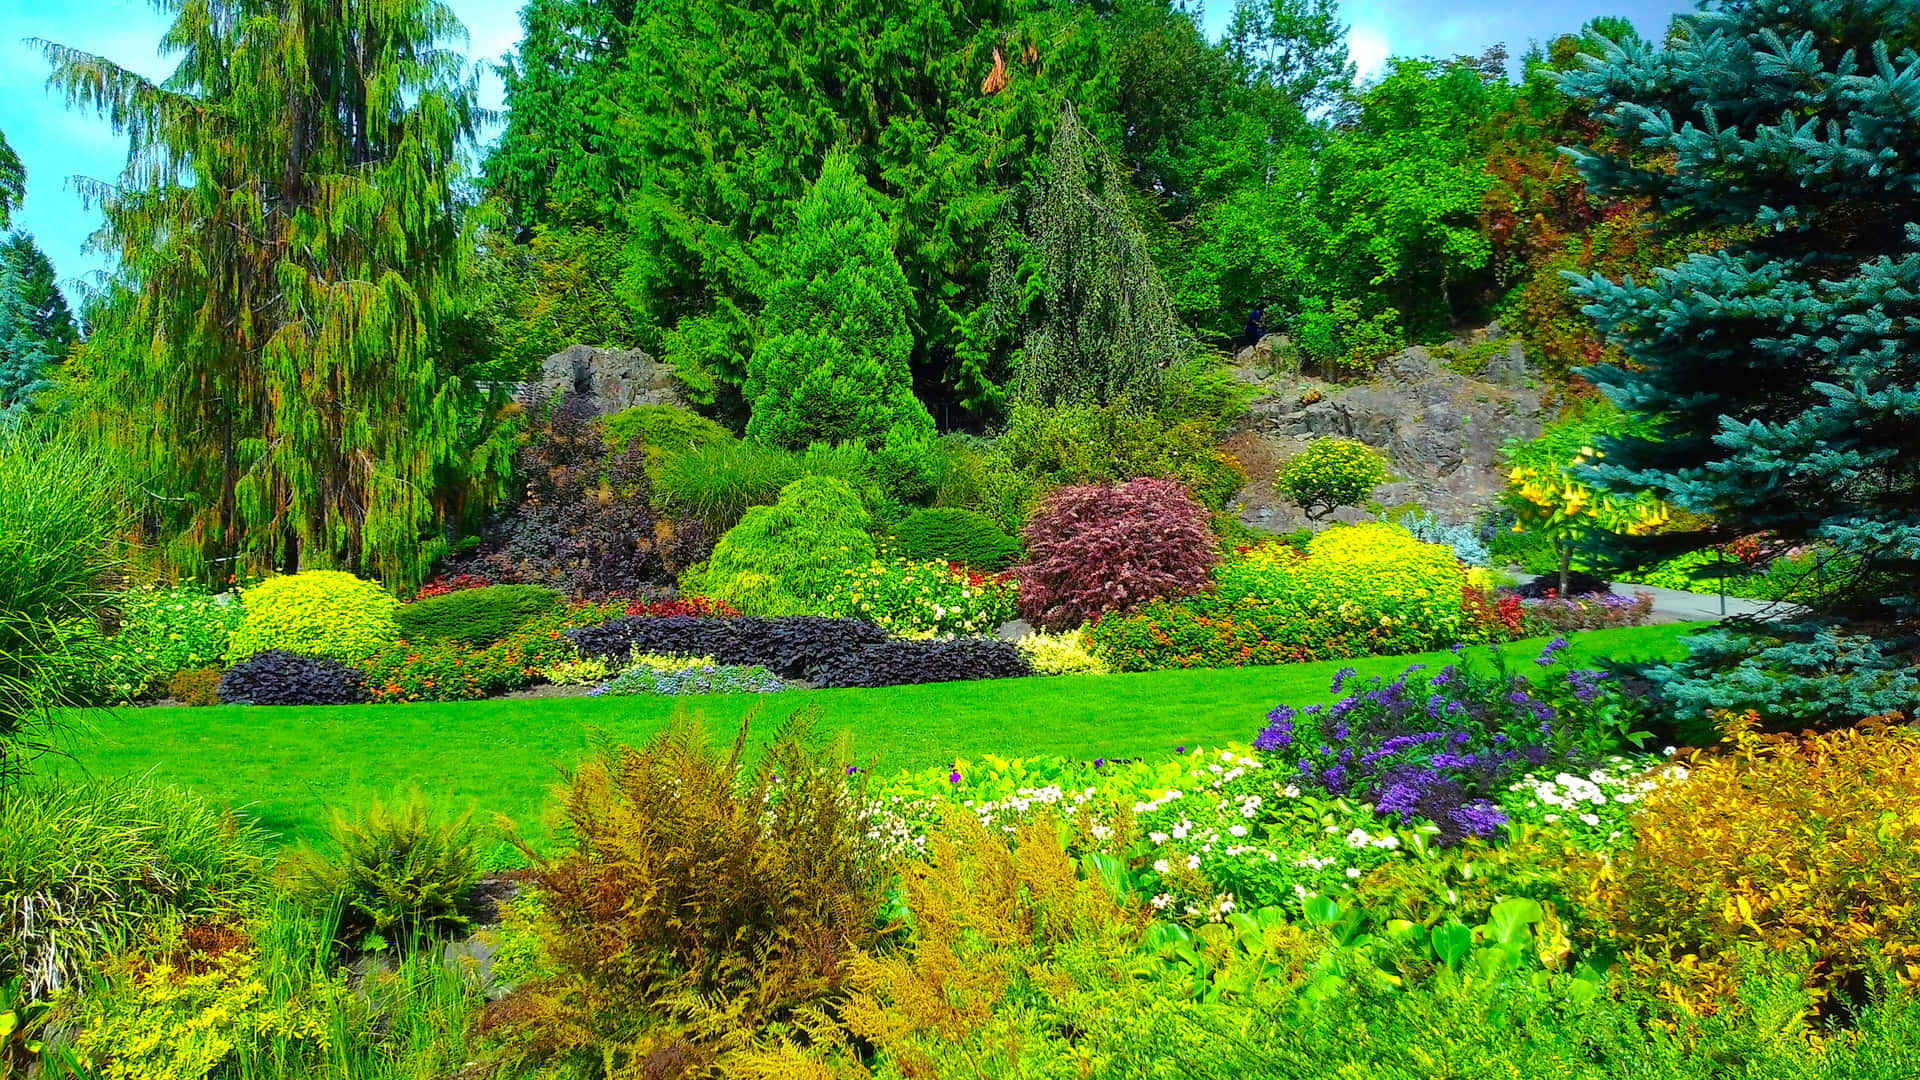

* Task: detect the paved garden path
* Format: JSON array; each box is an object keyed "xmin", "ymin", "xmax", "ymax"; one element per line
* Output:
[{"xmin": 1609, "ymin": 581, "xmax": 1803, "ymax": 625}]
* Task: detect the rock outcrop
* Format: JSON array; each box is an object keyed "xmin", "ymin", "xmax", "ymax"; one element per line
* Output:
[
  {"xmin": 533, "ymin": 345, "xmax": 687, "ymax": 415},
  {"xmin": 1229, "ymin": 344, "xmax": 1544, "ymax": 532}
]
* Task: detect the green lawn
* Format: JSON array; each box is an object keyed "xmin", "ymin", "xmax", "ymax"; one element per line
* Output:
[{"xmin": 51, "ymin": 624, "xmax": 1698, "ymax": 847}]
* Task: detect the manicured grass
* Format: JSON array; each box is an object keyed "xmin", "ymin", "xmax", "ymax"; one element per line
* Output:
[{"xmin": 51, "ymin": 624, "xmax": 1697, "ymax": 848}]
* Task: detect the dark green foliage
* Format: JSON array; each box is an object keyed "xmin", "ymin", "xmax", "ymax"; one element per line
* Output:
[
  {"xmin": 489, "ymin": 713, "xmax": 888, "ymax": 1071},
  {"xmin": 280, "ymin": 794, "xmax": 478, "ymax": 947},
  {"xmin": 216, "ymin": 650, "xmax": 368, "ymax": 706},
  {"xmin": 0, "ymin": 234, "xmax": 76, "ymax": 421},
  {"xmin": 485, "ymin": 0, "xmax": 1114, "ymax": 416},
  {"xmin": 0, "ymin": 128, "xmax": 21, "ymax": 228},
  {"xmin": 1564, "ymin": 0, "xmax": 1920, "ymax": 724},
  {"xmin": 893, "ymin": 508, "xmax": 1024, "ymax": 571},
  {"xmin": 394, "ymin": 585, "xmax": 562, "ymax": 648},
  {"xmin": 747, "ymin": 151, "xmax": 934, "ymax": 450}
]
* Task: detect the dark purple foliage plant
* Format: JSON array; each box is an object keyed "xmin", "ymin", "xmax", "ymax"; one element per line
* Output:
[{"xmin": 1015, "ymin": 477, "xmax": 1218, "ymax": 632}]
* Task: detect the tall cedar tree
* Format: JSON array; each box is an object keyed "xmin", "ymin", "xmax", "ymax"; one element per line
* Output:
[
  {"xmin": 39, "ymin": 0, "xmax": 508, "ymax": 588},
  {"xmin": 746, "ymin": 152, "xmax": 934, "ymax": 450},
  {"xmin": 0, "ymin": 235, "xmax": 76, "ymax": 419},
  {"xmin": 1564, "ymin": 0, "xmax": 1920, "ymax": 724}
]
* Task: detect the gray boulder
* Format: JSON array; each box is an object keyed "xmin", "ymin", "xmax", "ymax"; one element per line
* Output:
[{"xmin": 534, "ymin": 345, "xmax": 687, "ymax": 415}]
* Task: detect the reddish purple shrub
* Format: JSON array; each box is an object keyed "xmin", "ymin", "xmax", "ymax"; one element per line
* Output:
[{"xmin": 1016, "ymin": 477, "xmax": 1218, "ymax": 631}]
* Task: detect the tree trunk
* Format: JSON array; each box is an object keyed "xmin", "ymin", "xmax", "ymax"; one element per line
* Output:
[{"xmin": 1558, "ymin": 542, "xmax": 1572, "ymax": 598}]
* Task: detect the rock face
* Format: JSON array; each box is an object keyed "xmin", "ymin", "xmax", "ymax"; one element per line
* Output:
[
  {"xmin": 534, "ymin": 345, "xmax": 686, "ymax": 415},
  {"xmin": 1231, "ymin": 345, "xmax": 1544, "ymax": 531}
]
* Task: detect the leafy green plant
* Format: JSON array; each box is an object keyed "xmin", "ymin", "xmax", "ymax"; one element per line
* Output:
[
  {"xmin": 165, "ymin": 667, "xmax": 224, "ymax": 707},
  {"xmin": 819, "ymin": 558, "xmax": 1017, "ymax": 636},
  {"xmin": 279, "ymin": 793, "xmax": 478, "ymax": 949},
  {"xmin": 393, "ymin": 583, "xmax": 561, "ymax": 648},
  {"xmin": 1276, "ymin": 438, "xmax": 1389, "ymax": 520},
  {"xmin": 1292, "ymin": 298, "xmax": 1403, "ymax": 381},
  {"xmin": 701, "ymin": 475, "xmax": 877, "ymax": 616},
  {"xmin": 223, "ymin": 571, "xmax": 399, "ymax": 663},
  {"xmin": 78, "ymin": 583, "xmax": 243, "ymax": 703},
  {"xmin": 0, "ymin": 777, "xmax": 264, "ymax": 999},
  {"xmin": 997, "ymin": 399, "xmax": 1247, "ymax": 511},
  {"xmin": 1014, "ymin": 629, "xmax": 1110, "ymax": 676},
  {"xmin": 602, "ymin": 402, "xmax": 734, "ymax": 477},
  {"xmin": 0, "ymin": 433, "xmax": 121, "ymax": 781}
]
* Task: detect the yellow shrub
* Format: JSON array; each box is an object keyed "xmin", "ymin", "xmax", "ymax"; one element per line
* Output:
[
  {"xmin": 223, "ymin": 571, "xmax": 398, "ymax": 663},
  {"xmin": 1015, "ymin": 629, "xmax": 1110, "ymax": 676},
  {"xmin": 1581, "ymin": 713, "xmax": 1920, "ymax": 1014}
]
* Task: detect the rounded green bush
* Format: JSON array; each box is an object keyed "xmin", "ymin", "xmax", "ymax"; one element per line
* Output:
[
  {"xmin": 702, "ymin": 476, "xmax": 875, "ymax": 616},
  {"xmin": 892, "ymin": 508, "xmax": 1023, "ymax": 571},
  {"xmin": 1276, "ymin": 438, "xmax": 1389, "ymax": 519},
  {"xmin": 224, "ymin": 570, "xmax": 400, "ymax": 663},
  {"xmin": 394, "ymin": 584, "xmax": 563, "ymax": 647}
]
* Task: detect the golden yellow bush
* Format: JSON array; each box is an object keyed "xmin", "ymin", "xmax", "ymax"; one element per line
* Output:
[{"xmin": 1581, "ymin": 712, "xmax": 1920, "ymax": 1014}]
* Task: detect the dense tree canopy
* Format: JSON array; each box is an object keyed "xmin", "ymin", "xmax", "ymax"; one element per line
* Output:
[
  {"xmin": 41, "ymin": 0, "xmax": 509, "ymax": 587},
  {"xmin": 0, "ymin": 129, "xmax": 22, "ymax": 230},
  {"xmin": 0, "ymin": 234, "xmax": 76, "ymax": 421}
]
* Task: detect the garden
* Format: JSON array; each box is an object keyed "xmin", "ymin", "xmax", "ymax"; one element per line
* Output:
[{"xmin": 3, "ymin": 0, "xmax": 1920, "ymax": 1077}]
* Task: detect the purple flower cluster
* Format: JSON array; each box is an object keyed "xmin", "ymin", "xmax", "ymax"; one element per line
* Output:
[{"xmin": 1251, "ymin": 645, "xmax": 1631, "ymax": 845}]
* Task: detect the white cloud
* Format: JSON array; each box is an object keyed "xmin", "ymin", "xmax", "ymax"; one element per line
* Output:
[{"xmin": 1348, "ymin": 25, "xmax": 1391, "ymax": 77}]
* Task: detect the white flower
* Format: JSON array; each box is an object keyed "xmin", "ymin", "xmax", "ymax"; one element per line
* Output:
[
  {"xmin": 1151, "ymin": 893, "xmax": 1171, "ymax": 910},
  {"xmin": 1153, "ymin": 859, "xmax": 1170, "ymax": 874},
  {"xmin": 1149, "ymin": 831, "xmax": 1169, "ymax": 845},
  {"xmin": 1579, "ymin": 813, "xmax": 1601, "ymax": 827},
  {"xmin": 1344, "ymin": 828, "xmax": 1371, "ymax": 848},
  {"xmin": 1345, "ymin": 867, "xmax": 1361, "ymax": 879},
  {"xmin": 1281, "ymin": 784, "xmax": 1301, "ymax": 798},
  {"xmin": 1544, "ymin": 814, "xmax": 1560, "ymax": 823},
  {"xmin": 1229, "ymin": 824, "xmax": 1247, "ymax": 838}
]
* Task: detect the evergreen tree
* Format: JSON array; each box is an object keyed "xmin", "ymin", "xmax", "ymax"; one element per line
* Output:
[
  {"xmin": 997, "ymin": 103, "xmax": 1188, "ymax": 408},
  {"xmin": 1563, "ymin": 0, "xmax": 1920, "ymax": 727},
  {"xmin": 0, "ymin": 128, "xmax": 21, "ymax": 229},
  {"xmin": 746, "ymin": 152, "xmax": 933, "ymax": 450},
  {"xmin": 0, "ymin": 235, "xmax": 76, "ymax": 358},
  {"xmin": 0, "ymin": 234, "xmax": 75, "ymax": 419},
  {"xmin": 39, "ymin": 0, "xmax": 509, "ymax": 587}
]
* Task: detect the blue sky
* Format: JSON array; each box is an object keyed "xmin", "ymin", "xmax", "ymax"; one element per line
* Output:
[{"xmin": 0, "ymin": 0, "xmax": 1699, "ymax": 303}]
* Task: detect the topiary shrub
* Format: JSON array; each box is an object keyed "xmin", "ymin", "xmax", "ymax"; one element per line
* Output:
[
  {"xmin": 393, "ymin": 584, "xmax": 562, "ymax": 648},
  {"xmin": 702, "ymin": 476, "xmax": 876, "ymax": 616},
  {"xmin": 216, "ymin": 650, "xmax": 367, "ymax": 705},
  {"xmin": 892, "ymin": 508, "xmax": 1023, "ymax": 571},
  {"xmin": 1016, "ymin": 478, "xmax": 1218, "ymax": 632},
  {"xmin": 810, "ymin": 638, "xmax": 1031, "ymax": 689},
  {"xmin": 1277, "ymin": 438, "xmax": 1389, "ymax": 520},
  {"xmin": 223, "ymin": 571, "xmax": 398, "ymax": 663}
]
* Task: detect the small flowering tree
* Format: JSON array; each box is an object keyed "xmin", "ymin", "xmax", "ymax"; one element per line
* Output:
[
  {"xmin": 1502, "ymin": 407, "xmax": 1668, "ymax": 596},
  {"xmin": 1276, "ymin": 438, "xmax": 1390, "ymax": 521}
]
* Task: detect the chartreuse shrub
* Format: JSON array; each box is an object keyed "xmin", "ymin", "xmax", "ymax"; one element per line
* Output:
[
  {"xmin": 1017, "ymin": 478, "xmax": 1218, "ymax": 631},
  {"xmin": 0, "ymin": 776, "xmax": 264, "ymax": 1001},
  {"xmin": 891, "ymin": 507, "xmax": 1023, "ymax": 571},
  {"xmin": 701, "ymin": 475, "xmax": 877, "ymax": 616},
  {"xmin": 1015, "ymin": 629, "xmax": 1110, "ymax": 676},
  {"xmin": 223, "ymin": 570, "xmax": 398, "ymax": 662},
  {"xmin": 393, "ymin": 583, "xmax": 561, "ymax": 647},
  {"xmin": 1581, "ymin": 714, "xmax": 1920, "ymax": 1016},
  {"xmin": 1277, "ymin": 437, "xmax": 1389, "ymax": 519},
  {"xmin": 279, "ymin": 793, "xmax": 478, "ymax": 948},
  {"xmin": 602, "ymin": 402, "xmax": 734, "ymax": 475},
  {"xmin": 484, "ymin": 714, "xmax": 889, "ymax": 1073},
  {"xmin": 1091, "ymin": 524, "xmax": 1472, "ymax": 672}
]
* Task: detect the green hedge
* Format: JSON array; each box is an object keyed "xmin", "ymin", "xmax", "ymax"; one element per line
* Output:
[
  {"xmin": 394, "ymin": 585, "xmax": 563, "ymax": 648},
  {"xmin": 892, "ymin": 508, "xmax": 1023, "ymax": 571}
]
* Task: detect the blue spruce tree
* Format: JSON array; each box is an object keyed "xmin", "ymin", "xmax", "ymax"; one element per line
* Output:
[{"xmin": 1562, "ymin": 0, "xmax": 1920, "ymax": 732}]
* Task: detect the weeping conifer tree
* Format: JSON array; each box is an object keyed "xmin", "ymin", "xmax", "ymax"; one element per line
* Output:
[
  {"xmin": 39, "ymin": 0, "xmax": 508, "ymax": 586},
  {"xmin": 994, "ymin": 101, "xmax": 1189, "ymax": 408}
]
